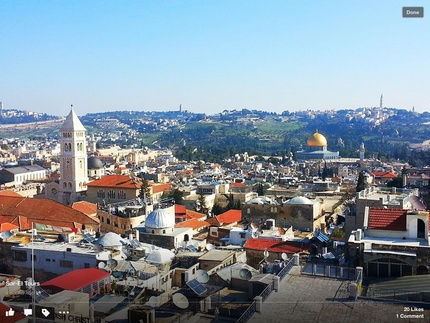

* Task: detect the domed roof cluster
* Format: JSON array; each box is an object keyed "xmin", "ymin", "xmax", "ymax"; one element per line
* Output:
[
  {"xmin": 307, "ymin": 131, "xmax": 327, "ymax": 147},
  {"xmin": 285, "ymin": 196, "xmax": 314, "ymax": 205},
  {"xmin": 146, "ymin": 248, "xmax": 175, "ymax": 264},
  {"xmin": 88, "ymin": 156, "xmax": 104, "ymax": 169},
  {"xmin": 145, "ymin": 208, "xmax": 175, "ymax": 229},
  {"xmin": 94, "ymin": 232, "xmax": 125, "ymax": 247}
]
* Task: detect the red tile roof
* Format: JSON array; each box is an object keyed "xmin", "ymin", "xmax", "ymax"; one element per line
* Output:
[
  {"xmin": 371, "ymin": 172, "xmax": 397, "ymax": 179},
  {"xmin": 175, "ymin": 218, "xmax": 210, "ymax": 230},
  {"xmin": 0, "ymin": 196, "xmax": 99, "ymax": 230},
  {"xmin": 0, "ymin": 222, "xmax": 19, "ymax": 232},
  {"xmin": 174, "ymin": 204, "xmax": 186, "ymax": 215},
  {"xmin": 41, "ymin": 268, "xmax": 110, "ymax": 292},
  {"xmin": 231, "ymin": 182, "xmax": 245, "ymax": 187},
  {"xmin": 152, "ymin": 183, "xmax": 172, "ymax": 194},
  {"xmin": 72, "ymin": 201, "xmax": 97, "ymax": 215},
  {"xmin": 87, "ymin": 174, "xmax": 142, "ymax": 189},
  {"xmin": 216, "ymin": 209, "xmax": 242, "ymax": 225},
  {"xmin": 0, "ymin": 190, "xmax": 23, "ymax": 197},
  {"xmin": 244, "ymin": 239, "xmax": 308, "ymax": 254},
  {"xmin": 368, "ymin": 208, "xmax": 407, "ymax": 231},
  {"xmin": 186, "ymin": 210, "xmax": 206, "ymax": 220}
]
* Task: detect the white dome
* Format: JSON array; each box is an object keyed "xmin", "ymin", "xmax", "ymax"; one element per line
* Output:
[
  {"xmin": 146, "ymin": 249, "xmax": 175, "ymax": 264},
  {"xmin": 286, "ymin": 196, "xmax": 313, "ymax": 205},
  {"xmin": 145, "ymin": 208, "xmax": 175, "ymax": 229},
  {"xmin": 95, "ymin": 232, "xmax": 125, "ymax": 247}
]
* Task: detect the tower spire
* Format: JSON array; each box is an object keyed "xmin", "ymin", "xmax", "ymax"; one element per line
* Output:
[{"xmin": 380, "ymin": 94, "xmax": 383, "ymax": 109}]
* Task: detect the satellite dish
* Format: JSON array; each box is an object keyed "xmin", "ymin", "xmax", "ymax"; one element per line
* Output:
[
  {"xmin": 195, "ymin": 269, "xmax": 209, "ymax": 284},
  {"xmin": 263, "ymin": 249, "xmax": 269, "ymax": 258},
  {"xmin": 148, "ymin": 296, "xmax": 160, "ymax": 308},
  {"xmin": 251, "ymin": 231, "xmax": 260, "ymax": 239},
  {"xmin": 0, "ymin": 230, "xmax": 12, "ymax": 239},
  {"xmin": 172, "ymin": 293, "xmax": 189, "ymax": 309},
  {"xmin": 281, "ymin": 253, "xmax": 288, "ymax": 261},
  {"xmin": 206, "ymin": 243, "xmax": 215, "ymax": 251},
  {"xmin": 98, "ymin": 262, "xmax": 106, "ymax": 269},
  {"xmin": 107, "ymin": 259, "xmax": 118, "ymax": 270},
  {"xmin": 239, "ymin": 268, "xmax": 252, "ymax": 280}
]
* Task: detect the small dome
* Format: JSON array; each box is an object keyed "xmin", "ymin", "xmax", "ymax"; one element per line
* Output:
[
  {"xmin": 88, "ymin": 156, "xmax": 104, "ymax": 169},
  {"xmin": 94, "ymin": 232, "xmax": 125, "ymax": 247},
  {"xmin": 146, "ymin": 248, "xmax": 175, "ymax": 264},
  {"xmin": 307, "ymin": 131, "xmax": 327, "ymax": 147},
  {"xmin": 286, "ymin": 196, "xmax": 313, "ymax": 205},
  {"xmin": 145, "ymin": 208, "xmax": 175, "ymax": 229}
]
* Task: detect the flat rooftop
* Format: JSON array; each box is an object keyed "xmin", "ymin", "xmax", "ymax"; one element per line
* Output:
[
  {"xmin": 249, "ymin": 266, "xmax": 430, "ymax": 323},
  {"xmin": 11, "ymin": 241, "xmax": 98, "ymax": 255},
  {"xmin": 348, "ymin": 235, "xmax": 430, "ymax": 248}
]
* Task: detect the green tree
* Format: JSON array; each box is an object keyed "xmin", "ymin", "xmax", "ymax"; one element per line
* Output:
[
  {"xmin": 139, "ymin": 179, "xmax": 151, "ymax": 201},
  {"xmin": 256, "ymin": 183, "xmax": 264, "ymax": 196},
  {"xmin": 211, "ymin": 203, "xmax": 224, "ymax": 215},
  {"xmin": 356, "ymin": 172, "xmax": 366, "ymax": 192},
  {"xmin": 196, "ymin": 194, "xmax": 209, "ymax": 214},
  {"xmin": 387, "ymin": 176, "xmax": 403, "ymax": 188}
]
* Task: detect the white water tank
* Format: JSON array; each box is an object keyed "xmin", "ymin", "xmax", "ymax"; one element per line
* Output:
[{"xmin": 355, "ymin": 229, "xmax": 362, "ymax": 241}]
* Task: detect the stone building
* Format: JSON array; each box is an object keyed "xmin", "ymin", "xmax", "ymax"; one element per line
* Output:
[
  {"xmin": 348, "ymin": 207, "xmax": 430, "ymax": 277},
  {"xmin": 243, "ymin": 196, "xmax": 325, "ymax": 232}
]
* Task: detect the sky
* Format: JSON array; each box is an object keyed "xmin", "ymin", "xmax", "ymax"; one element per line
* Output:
[{"xmin": 1, "ymin": 1, "xmax": 429, "ymax": 116}]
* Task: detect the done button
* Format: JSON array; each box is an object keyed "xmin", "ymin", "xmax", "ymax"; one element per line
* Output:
[{"xmin": 403, "ymin": 7, "xmax": 424, "ymax": 18}]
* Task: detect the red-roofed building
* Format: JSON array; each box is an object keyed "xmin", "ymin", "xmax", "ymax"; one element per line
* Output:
[
  {"xmin": 0, "ymin": 190, "xmax": 22, "ymax": 197},
  {"xmin": 86, "ymin": 175, "xmax": 172, "ymax": 204},
  {"xmin": 349, "ymin": 207, "xmax": 430, "ymax": 277},
  {"xmin": 175, "ymin": 218, "xmax": 210, "ymax": 231},
  {"xmin": 72, "ymin": 201, "xmax": 97, "ymax": 216},
  {"xmin": 367, "ymin": 208, "xmax": 407, "ymax": 231},
  {"xmin": 86, "ymin": 174, "xmax": 142, "ymax": 204},
  {"xmin": 244, "ymin": 239, "xmax": 309, "ymax": 268},
  {"xmin": 371, "ymin": 171, "xmax": 398, "ymax": 184},
  {"xmin": 41, "ymin": 268, "xmax": 110, "ymax": 296},
  {"xmin": 215, "ymin": 209, "xmax": 242, "ymax": 226},
  {"xmin": 0, "ymin": 196, "xmax": 99, "ymax": 231}
]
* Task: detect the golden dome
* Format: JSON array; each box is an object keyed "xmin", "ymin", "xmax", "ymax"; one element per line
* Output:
[{"xmin": 307, "ymin": 131, "xmax": 327, "ymax": 147}]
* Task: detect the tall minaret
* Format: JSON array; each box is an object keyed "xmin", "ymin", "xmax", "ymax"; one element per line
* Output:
[
  {"xmin": 58, "ymin": 106, "xmax": 88, "ymax": 205},
  {"xmin": 359, "ymin": 142, "xmax": 365, "ymax": 161}
]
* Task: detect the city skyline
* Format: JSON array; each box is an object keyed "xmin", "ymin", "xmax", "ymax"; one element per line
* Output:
[{"xmin": 1, "ymin": 1, "xmax": 429, "ymax": 116}]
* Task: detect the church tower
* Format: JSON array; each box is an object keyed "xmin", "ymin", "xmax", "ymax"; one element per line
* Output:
[{"xmin": 58, "ymin": 108, "xmax": 88, "ymax": 205}]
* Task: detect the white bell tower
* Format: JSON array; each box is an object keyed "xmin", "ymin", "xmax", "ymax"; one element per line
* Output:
[{"xmin": 58, "ymin": 107, "xmax": 88, "ymax": 205}]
